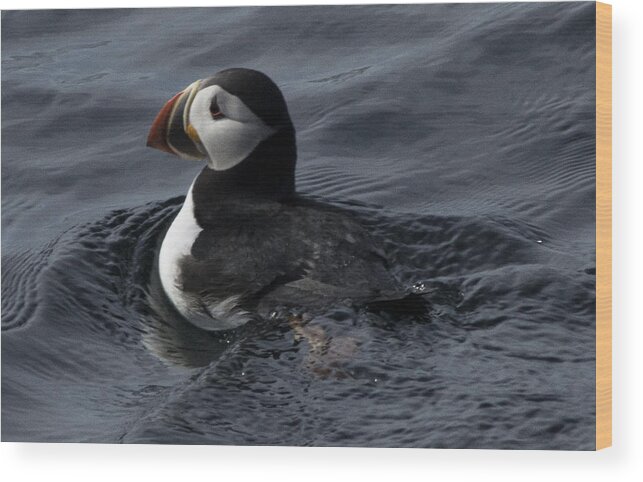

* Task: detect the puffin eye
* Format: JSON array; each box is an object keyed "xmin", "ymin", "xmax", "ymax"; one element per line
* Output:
[{"xmin": 210, "ymin": 96, "xmax": 224, "ymax": 119}]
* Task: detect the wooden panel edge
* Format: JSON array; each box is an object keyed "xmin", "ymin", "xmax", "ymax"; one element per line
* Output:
[{"xmin": 595, "ymin": 1, "xmax": 612, "ymax": 451}]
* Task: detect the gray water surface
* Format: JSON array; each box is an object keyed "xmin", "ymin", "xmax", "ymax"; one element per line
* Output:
[{"xmin": 2, "ymin": 3, "xmax": 596, "ymax": 448}]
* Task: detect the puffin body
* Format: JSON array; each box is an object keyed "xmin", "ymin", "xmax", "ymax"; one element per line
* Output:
[{"xmin": 148, "ymin": 68, "xmax": 414, "ymax": 331}]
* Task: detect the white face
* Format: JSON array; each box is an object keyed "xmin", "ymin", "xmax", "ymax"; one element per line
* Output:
[{"xmin": 188, "ymin": 85, "xmax": 275, "ymax": 171}]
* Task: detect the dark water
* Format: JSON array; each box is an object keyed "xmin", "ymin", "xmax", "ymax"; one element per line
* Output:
[{"xmin": 1, "ymin": 3, "xmax": 596, "ymax": 449}]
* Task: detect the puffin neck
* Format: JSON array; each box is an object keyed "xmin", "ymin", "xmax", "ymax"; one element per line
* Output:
[{"xmin": 191, "ymin": 128, "xmax": 297, "ymax": 226}]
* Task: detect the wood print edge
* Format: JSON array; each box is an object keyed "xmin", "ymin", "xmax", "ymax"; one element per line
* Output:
[{"xmin": 595, "ymin": 1, "xmax": 612, "ymax": 451}]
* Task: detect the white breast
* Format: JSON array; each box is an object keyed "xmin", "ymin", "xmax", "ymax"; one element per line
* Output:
[
  {"xmin": 158, "ymin": 179, "xmax": 253, "ymax": 331},
  {"xmin": 158, "ymin": 180, "xmax": 202, "ymax": 319}
]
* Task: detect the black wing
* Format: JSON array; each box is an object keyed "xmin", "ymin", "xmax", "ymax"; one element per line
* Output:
[{"xmin": 179, "ymin": 197, "xmax": 409, "ymax": 316}]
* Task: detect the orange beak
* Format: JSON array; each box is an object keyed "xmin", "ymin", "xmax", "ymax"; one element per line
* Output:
[
  {"xmin": 147, "ymin": 80, "xmax": 205, "ymax": 160},
  {"xmin": 146, "ymin": 91, "xmax": 183, "ymax": 155}
]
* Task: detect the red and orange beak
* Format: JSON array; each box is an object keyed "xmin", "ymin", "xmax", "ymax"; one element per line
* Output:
[
  {"xmin": 146, "ymin": 80, "xmax": 205, "ymax": 160},
  {"xmin": 146, "ymin": 91, "xmax": 183, "ymax": 155}
]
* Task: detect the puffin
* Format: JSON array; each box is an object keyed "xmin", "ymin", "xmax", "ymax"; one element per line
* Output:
[{"xmin": 147, "ymin": 68, "xmax": 422, "ymax": 331}]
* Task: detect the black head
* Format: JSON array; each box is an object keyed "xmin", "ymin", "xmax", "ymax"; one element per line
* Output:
[{"xmin": 147, "ymin": 68, "xmax": 297, "ymax": 200}]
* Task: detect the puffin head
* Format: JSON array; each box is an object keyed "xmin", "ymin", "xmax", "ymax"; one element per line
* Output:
[{"xmin": 147, "ymin": 68, "xmax": 296, "ymax": 174}]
